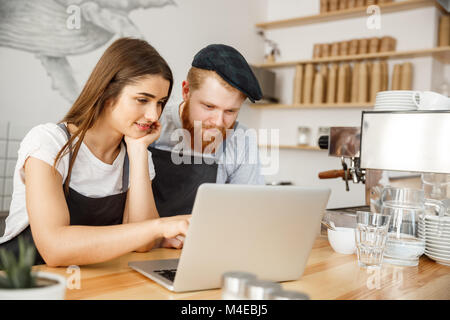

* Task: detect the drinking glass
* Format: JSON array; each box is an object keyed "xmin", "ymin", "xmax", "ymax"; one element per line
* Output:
[
  {"xmin": 355, "ymin": 211, "xmax": 391, "ymax": 268},
  {"xmin": 422, "ymin": 173, "xmax": 450, "ymax": 202}
]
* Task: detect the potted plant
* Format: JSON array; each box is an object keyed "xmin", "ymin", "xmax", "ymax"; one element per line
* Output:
[{"xmin": 0, "ymin": 236, "xmax": 66, "ymax": 299}]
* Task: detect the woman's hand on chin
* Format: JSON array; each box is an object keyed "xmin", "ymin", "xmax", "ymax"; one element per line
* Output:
[{"xmin": 125, "ymin": 121, "xmax": 162, "ymax": 153}]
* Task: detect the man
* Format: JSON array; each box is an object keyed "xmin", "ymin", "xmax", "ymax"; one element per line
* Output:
[{"xmin": 149, "ymin": 44, "xmax": 264, "ymax": 225}]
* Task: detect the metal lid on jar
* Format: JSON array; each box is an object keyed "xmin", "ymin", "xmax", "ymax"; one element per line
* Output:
[
  {"xmin": 268, "ymin": 290, "xmax": 310, "ymax": 300},
  {"xmin": 222, "ymin": 272, "xmax": 257, "ymax": 297},
  {"xmin": 244, "ymin": 279, "xmax": 282, "ymax": 300}
]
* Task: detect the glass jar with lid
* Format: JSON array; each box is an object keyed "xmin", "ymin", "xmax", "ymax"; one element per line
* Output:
[{"xmin": 297, "ymin": 126, "xmax": 311, "ymax": 146}]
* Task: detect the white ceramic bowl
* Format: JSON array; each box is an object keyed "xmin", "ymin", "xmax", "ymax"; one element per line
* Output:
[{"xmin": 327, "ymin": 227, "xmax": 356, "ymax": 255}]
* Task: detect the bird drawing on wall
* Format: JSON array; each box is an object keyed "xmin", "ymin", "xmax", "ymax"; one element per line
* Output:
[{"xmin": 0, "ymin": 0, "xmax": 176, "ymax": 103}]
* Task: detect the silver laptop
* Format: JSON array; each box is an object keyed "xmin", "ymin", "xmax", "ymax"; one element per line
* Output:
[{"xmin": 128, "ymin": 183, "xmax": 331, "ymax": 292}]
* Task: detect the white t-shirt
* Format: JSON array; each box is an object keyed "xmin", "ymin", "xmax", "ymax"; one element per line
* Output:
[{"xmin": 0, "ymin": 123, "xmax": 156, "ymax": 243}]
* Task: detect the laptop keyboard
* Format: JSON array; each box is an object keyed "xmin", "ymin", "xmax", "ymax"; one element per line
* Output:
[{"xmin": 154, "ymin": 269, "xmax": 177, "ymax": 282}]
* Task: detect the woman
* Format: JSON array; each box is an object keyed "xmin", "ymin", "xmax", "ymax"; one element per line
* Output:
[{"xmin": 0, "ymin": 38, "xmax": 189, "ymax": 267}]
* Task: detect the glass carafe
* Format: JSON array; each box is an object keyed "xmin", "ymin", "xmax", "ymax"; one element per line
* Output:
[{"xmin": 380, "ymin": 187, "xmax": 447, "ymax": 266}]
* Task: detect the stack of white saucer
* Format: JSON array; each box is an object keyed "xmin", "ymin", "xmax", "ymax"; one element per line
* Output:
[
  {"xmin": 374, "ymin": 90, "xmax": 418, "ymax": 111},
  {"xmin": 418, "ymin": 214, "xmax": 450, "ymax": 266}
]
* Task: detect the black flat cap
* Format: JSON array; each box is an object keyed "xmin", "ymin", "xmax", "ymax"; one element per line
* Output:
[{"xmin": 192, "ymin": 44, "xmax": 262, "ymax": 103}]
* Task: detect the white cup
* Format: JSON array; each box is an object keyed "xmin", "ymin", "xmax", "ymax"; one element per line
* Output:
[
  {"xmin": 413, "ymin": 91, "xmax": 450, "ymax": 109},
  {"xmin": 327, "ymin": 227, "xmax": 356, "ymax": 254}
]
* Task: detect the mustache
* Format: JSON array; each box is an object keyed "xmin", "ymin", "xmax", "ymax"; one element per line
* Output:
[{"xmin": 194, "ymin": 123, "xmax": 226, "ymax": 131}]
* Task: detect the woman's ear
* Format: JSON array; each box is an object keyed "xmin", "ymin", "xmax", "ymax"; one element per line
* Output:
[
  {"xmin": 181, "ymin": 80, "xmax": 190, "ymax": 101},
  {"xmin": 102, "ymin": 97, "xmax": 118, "ymax": 116}
]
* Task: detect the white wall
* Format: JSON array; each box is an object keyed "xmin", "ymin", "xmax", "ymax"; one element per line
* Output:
[{"xmin": 257, "ymin": 1, "xmax": 445, "ymax": 208}]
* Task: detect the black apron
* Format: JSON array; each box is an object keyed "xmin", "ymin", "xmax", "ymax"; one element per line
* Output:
[
  {"xmin": 148, "ymin": 146, "xmax": 218, "ymax": 217},
  {"xmin": 0, "ymin": 123, "xmax": 129, "ymax": 266}
]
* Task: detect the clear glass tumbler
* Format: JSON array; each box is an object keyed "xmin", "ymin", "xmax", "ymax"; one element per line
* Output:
[
  {"xmin": 355, "ymin": 211, "xmax": 391, "ymax": 268},
  {"xmin": 422, "ymin": 173, "xmax": 450, "ymax": 207}
]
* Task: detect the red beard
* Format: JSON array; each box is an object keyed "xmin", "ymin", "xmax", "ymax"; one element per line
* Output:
[{"xmin": 180, "ymin": 99, "xmax": 234, "ymax": 153}]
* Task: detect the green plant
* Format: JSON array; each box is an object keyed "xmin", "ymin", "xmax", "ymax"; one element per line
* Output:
[{"xmin": 0, "ymin": 236, "xmax": 37, "ymax": 289}]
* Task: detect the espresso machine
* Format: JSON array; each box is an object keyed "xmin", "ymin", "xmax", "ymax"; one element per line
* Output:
[{"xmin": 318, "ymin": 110, "xmax": 450, "ymax": 216}]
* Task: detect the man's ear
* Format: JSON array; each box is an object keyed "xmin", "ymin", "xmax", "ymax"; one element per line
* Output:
[{"xmin": 181, "ymin": 80, "xmax": 190, "ymax": 101}]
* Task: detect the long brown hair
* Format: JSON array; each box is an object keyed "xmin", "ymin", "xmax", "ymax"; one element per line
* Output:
[{"xmin": 54, "ymin": 38, "xmax": 173, "ymax": 194}]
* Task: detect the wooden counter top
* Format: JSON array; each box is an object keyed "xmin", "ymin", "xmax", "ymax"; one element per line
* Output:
[{"xmin": 34, "ymin": 236, "xmax": 450, "ymax": 300}]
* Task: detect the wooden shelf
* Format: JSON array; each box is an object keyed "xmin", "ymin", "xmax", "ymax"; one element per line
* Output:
[
  {"xmin": 255, "ymin": 0, "xmax": 435, "ymax": 29},
  {"xmin": 253, "ymin": 46, "xmax": 450, "ymax": 68},
  {"xmin": 251, "ymin": 102, "xmax": 374, "ymax": 109},
  {"xmin": 259, "ymin": 145, "xmax": 325, "ymax": 151}
]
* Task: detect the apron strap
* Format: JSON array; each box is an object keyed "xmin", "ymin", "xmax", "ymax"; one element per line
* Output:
[
  {"xmin": 57, "ymin": 123, "xmax": 73, "ymax": 188},
  {"xmin": 122, "ymin": 146, "xmax": 129, "ymax": 193},
  {"xmin": 57, "ymin": 122, "xmax": 72, "ymax": 161}
]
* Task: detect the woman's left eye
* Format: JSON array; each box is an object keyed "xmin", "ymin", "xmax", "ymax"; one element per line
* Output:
[{"xmin": 137, "ymin": 98, "xmax": 148, "ymax": 104}]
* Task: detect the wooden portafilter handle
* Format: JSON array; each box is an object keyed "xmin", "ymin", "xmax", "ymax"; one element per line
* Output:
[{"xmin": 318, "ymin": 169, "xmax": 349, "ymax": 179}]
